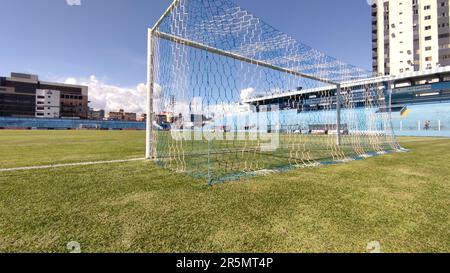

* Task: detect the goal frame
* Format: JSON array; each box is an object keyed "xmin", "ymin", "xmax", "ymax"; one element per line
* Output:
[{"xmin": 145, "ymin": 0, "xmax": 346, "ymax": 159}]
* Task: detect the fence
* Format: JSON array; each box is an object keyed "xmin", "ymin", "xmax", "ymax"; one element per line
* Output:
[{"xmin": 0, "ymin": 117, "xmax": 145, "ymax": 130}]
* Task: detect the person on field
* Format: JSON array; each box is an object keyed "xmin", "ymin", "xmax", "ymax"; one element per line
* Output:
[{"xmin": 424, "ymin": 120, "xmax": 430, "ymax": 131}]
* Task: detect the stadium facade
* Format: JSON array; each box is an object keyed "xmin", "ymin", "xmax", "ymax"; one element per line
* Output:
[{"xmin": 243, "ymin": 67, "xmax": 450, "ymax": 137}]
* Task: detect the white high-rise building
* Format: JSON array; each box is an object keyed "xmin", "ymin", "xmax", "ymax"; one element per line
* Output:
[
  {"xmin": 35, "ymin": 89, "xmax": 60, "ymax": 118},
  {"xmin": 372, "ymin": 0, "xmax": 450, "ymax": 76}
]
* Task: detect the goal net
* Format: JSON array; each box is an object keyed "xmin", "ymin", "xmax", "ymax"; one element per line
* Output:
[{"xmin": 147, "ymin": 0, "xmax": 402, "ymax": 184}]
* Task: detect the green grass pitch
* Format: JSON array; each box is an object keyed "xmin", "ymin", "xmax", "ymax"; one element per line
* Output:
[{"xmin": 0, "ymin": 130, "xmax": 449, "ymax": 252}]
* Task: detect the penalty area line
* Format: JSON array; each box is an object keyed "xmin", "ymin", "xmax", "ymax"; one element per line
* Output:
[{"xmin": 0, "ymin": 158, "xmax": 146, "ymax": 172}]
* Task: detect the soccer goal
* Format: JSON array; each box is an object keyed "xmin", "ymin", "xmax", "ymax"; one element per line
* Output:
[{"xmin": 146, "ymin": 0, "xmax": 402, "ymax": 185}]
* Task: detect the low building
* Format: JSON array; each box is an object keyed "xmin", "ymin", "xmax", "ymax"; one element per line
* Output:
[
  {"xmin": 107, "ymin": 109, "xmax": 137, "ymax": 121},
  {"xmin": 88, "ymin": 108, "xmax": 105, "ymax": 120},
  {"xmin": 124, "ymin": 112, "xmax": 137, "ymax": 121},
  {"xmin": 137, "ymin": 113, "xmax": 147, "ymax": 122},
  {"xmin": 0, "ymin": 73, "xmax": 89, "ymax": 119}
]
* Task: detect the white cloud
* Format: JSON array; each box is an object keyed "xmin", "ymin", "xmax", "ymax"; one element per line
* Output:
[
  {"xmin": 65, "ymin": 77, "xmax": 78, "ymax": 85},
  {"xmin": 63, "ymin": 75, "xmax": 147, "ymax": 115},
  {"xmin": 66, "ymin": 0, "xmax": 81, "ymax": 6},
  {"xmin": 240, "ymin": 87, "xmax": 255, "ymax": 101},
  {"xmin": 62, "ymin": 76, "xmax": 255, "ymax": 117}
]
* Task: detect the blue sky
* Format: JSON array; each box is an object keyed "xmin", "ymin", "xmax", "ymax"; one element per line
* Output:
[{"xmin": 0, "ymin": 0, "xmax": 373, "ymax": 87}]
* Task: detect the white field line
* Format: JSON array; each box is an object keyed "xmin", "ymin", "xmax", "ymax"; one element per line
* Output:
[{"xmin": 0, "ymin": 158, "xmax": 146, "ymax": 172}]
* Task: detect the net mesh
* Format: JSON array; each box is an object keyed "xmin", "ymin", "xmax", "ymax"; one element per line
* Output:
[{"xmin": 150, "ymin": 0, "xmax": 401, "ymax": 184}]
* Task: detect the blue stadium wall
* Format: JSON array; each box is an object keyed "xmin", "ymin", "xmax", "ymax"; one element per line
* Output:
[
  {"xmin": 391, "ymin": 102, "xmax": 450, "ymax": 137},
  {"xmin": 210, "ymin": 102, "xmax": 450, "ymax": 138},
  {"xmin": 0, "ymin": 117, "xmax": 145, "ymax": 130},
  {"xmin": 390, "ymin": 81, "xmax": 450, "ymax": 137},
  {"xmin": 209, "ymin": 108, "xmax": 388, "ymax": 134}
]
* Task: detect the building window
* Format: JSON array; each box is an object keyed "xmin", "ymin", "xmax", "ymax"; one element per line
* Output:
[
  {"xmin": 425, "ymin": 46, "xmax": 432, "ymax": 51},
  {"xmin": 424, "ymin": 5, "xmax": 431, "ymax": 10},
  {"xmin": 425, "ymin": 56, "xmax": 432, "ymax": 61},
  {"xmin": 425, "ymin": 15, "xmax": 431, "ymax": 20},
  {"xmin": 425, "ymin": 36, "xmax": 432, "ymax": 41},
  {"xmin": 425, "ymin": 26, "xmax": 431, "ymax": 30}
]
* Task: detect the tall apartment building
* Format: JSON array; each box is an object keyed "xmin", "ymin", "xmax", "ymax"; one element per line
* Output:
[
  {"xmin": 372, "ymin": 0, "xmax": 450, "ymax": 76},
  {"xmin": 0, "ymin": 73, "xmax": 89, "ymax": 119}
]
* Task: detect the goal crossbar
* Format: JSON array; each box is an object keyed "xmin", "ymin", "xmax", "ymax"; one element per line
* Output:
[{"xmin": 152, "ymin": 0, "xmax": 182, "ymax": 30}]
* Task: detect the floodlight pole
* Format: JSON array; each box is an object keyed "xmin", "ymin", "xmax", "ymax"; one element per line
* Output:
[
  {"xmin": 336, "ymin": 83, "xmax": 342, "ymax": 146},
  {"xmin": 146, "ymin": 28, "xmax": 155, "ymax": 160}
]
